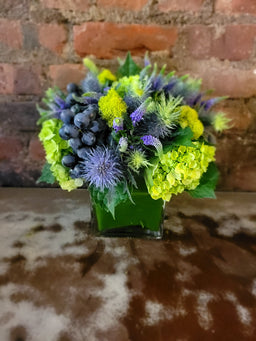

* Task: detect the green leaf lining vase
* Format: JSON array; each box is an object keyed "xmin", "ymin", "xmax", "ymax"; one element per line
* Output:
[{"xmin": 90, "ymin": 180, "xmax": 165, "ymax": 239}]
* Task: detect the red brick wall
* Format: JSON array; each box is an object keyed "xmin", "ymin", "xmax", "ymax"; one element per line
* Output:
[{"xmin": 0, "ymin": 0, "xmax": 256, "ymax": 190}]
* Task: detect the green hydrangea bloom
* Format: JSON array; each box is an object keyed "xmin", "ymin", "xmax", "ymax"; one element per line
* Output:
[
  {"xmin": 39, "ymin": 118, "xmax": 83, "ymax": 191},
  {"xmin": 113, "ymin": 75, "xmax": 143, "ymax": 97},
  {"xmin": 98, "ymin": 88, "xmax": 127, "ymax": 126},
  {"xmin": 179, "ymin": 105, "xmax": 204, "ymax": 139},
  {"xmin": 98, "ymin": 69, "xmax": 117, "ymax": 85},
  {"xmin": 145, "ymin": 142, "xmax": 216, "ymax": 201}
]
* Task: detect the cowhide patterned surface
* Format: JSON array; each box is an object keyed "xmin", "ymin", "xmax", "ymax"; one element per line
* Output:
[{"xmin": 0, "ymin": 189, "xmax": 256, "ymax": 341}]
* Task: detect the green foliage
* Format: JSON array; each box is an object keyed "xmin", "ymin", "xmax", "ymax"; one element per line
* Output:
[
  {"xmin": 37, "ymin": 86, "xmax": 63, "ymax": 125},
  {"xmin": 37, "ymin": 162, "xmax": 55, "ymax": 184},
  {"xmin": 117, "ymin": 52, "xmax": 141, "ymax": 78},
  {"xmin": 171, "ymin": 127, "xmax": 195, "ymax": 147},
  {"xmin": 188, "ymin": 162, "xmax": 219, "ymax": 199},
  {"xmin": 90, "ymin": 181, "xmax": 131, "ymax": 218}
]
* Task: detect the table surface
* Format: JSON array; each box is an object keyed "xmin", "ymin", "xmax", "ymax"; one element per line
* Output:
[{"xmin": 0, "ymin": 188, "xmax": 256, "ymax": 341}]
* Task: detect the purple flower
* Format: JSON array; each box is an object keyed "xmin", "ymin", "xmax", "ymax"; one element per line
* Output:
[
  {"xmin": 201, "ymin": 98, "xmax": 221, "ymax": 111},
  {"xmin": 186, "ymin": 93, "xmax": 202, "ymax": 107},
  {"xmin": 54, "ymin": 96, "xmax": 68, "ymax": 110},
  {"xmin": 80, "ymin": 147, "xmax": 123, "ymax": 190},
  {"xmin": 144, "ymin": 54, "xmax": 151, "ymax": 67},
  {"xmin": 113, "ymin": 118, "xmax": 124, "ymax": 132},
  {"xmin": 141, "ymin": 135, "xmax": 162, "ymax": 153},
  {"xmin": 130, "ymin": 106, "xmax": 146, "ymax": 126}
]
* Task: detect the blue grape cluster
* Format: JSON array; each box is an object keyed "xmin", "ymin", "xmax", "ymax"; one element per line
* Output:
[{"xmin": 59, "ymin": 83, "xmax": 108, "ymax": 179}]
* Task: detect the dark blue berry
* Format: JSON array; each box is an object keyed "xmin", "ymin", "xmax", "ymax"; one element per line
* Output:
[
  {"xmin": 77, "ymin": 147, "xmax": 91, "ymax": 159},
  {"xmin": 62, "ymin": 154, "xmax": 77, "ymax": 168},
  {"xmin": 74, "ymin": 113, "xmax": 90, "ymax": 130},
  {"xmin": 70, "ymin": 164, "xmax": 83, "ymax": 178},
  {"xmin": 89, "ymin": 120, "xmax": 100, "ymax": 133},
  {"xmin": 60, "ymin": 109, "xmax": 75, "ymax": 124},
  {"xmin": 71, "ymin": 104, "xmax": 83, "ymax": 114},
  {"xmin": 81, "ymin": 132, "xmax": 96, "ymax": 146},
  {"xmin": 59, "ymin": 126, "xmax": 70, "ymax": 140},
  {"xmin": 64, "ymin": 124, "xmax": 79, "ymax": 138},
  {"xmin": 69, "ymin": 138, "xmax": 83, "ymax": 151},
  {"xmin": 67, "ymin": 83, "xmax": 79, "ymax": 93},
  {"xmin": 66, "ymin": 93, "xmax": 76, "ymax": 106},
  {"xmin": 83, "ymin": 105, "xmax": 97, "ymax": 121}
]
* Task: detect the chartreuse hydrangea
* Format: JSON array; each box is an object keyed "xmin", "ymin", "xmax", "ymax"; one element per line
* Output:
[
  {"xmin": 39, "ymin": 118, "xmax": 82, "ymax": 191},
  {"xmin": 145, "ymin": 142, "xmax": 216, "ymax": 201},
  {"xmin": 98, "ymin": 88, "xmax": 127, "ymax": 126},
  {"xmin": 179, "ymin": 105, "xmax": 204, "ymax": 139},
  {"xmin": 113, "ymin": 75, "xmax": 143, "ymax": 97},
  {"xmin": 97, "ymin": 69, "xmax": 117, "ymax": 85}
]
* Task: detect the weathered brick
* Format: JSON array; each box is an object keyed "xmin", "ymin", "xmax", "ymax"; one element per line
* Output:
[
  {"xmin": 159, "ymin": 0, "xmax": 203, "ymax": 12},
  {"xmin": 216, "ymin": 135, "xmax": 256, "ymax": 191},
  {"xmin": 41, "ymin": 0, "xmax": 89, "ymax": 11},
  {"xmin": 0, "ymin": 19, "xmax": 23, "ymax": 49},
  {"xmin": 14, "ymin": 66, "xmax": 42, "ymax": 95},
  {"xmin": 187, "ymin": 25, "xmax": 256, "ymax": 61},
  {"xmin": 0, "ymin": 136, "xmax": 23, "ymax": 160},
  {"xmin": 215, "ymin": 0, "xmax": 256, "ymax": 15},
  {"xmin": 0, "ymin": 102, "xmax": 38, "ymax": 132},
  {"xmin": 0, "ymin": 64, "xmax": 15, "ymax": 94},
  {"xmin": 29, "ymin": 137, "xmax": 45, "ymax": 161},
  {"xmin": 0, "ymin": 165, "xmax": 43, "ymax": 187},
  {"xmin": 74, "ymin": 22, "xmax": 178, "ymax": 59},
  {"xmin": 49, "ymin": 64, "xmax": 85, "ymax": 89},
  {"xmin": 184, "ymin": 60, "xmax": 256, "ymax": 98},
  {"xmin": 38, "ymin": 24, "xmax": 67, "ymax": 55},
  {"xmin": 22, "ymin": 23, "xmax": 39, "ymax": 50},
  {"xmin": 98, "ymin": 0, "xmax": 148, "ymax": 11}
]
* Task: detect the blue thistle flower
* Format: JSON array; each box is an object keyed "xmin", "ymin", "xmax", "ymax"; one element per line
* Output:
[
  {"xmin": 81, "ymin": 73, "xmax": 101, "ymax": 93},
  {"xmin": 80, "ymin": 147, "xmax": 123, "ymax": 191}
]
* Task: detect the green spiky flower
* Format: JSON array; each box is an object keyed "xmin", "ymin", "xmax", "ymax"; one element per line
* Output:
[
  {"xmin": 212, "ymin": 112, "xmax": 232, "ymax": 132},
  {"xmin": 98, "ymin": 88, "xmax": 127, "ymax": 126},
  {"xmin": 128, "ymin": 150, "xmax": 151, "ymax": 172},
  {"xmin": 147, "ymin": 94, "xmax": 182, "ymax": 131}
]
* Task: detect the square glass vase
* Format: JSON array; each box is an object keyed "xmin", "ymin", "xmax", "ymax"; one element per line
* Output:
[{"xmin": 90, "ymin": 184, "xmax": 165, "ymax": 239}]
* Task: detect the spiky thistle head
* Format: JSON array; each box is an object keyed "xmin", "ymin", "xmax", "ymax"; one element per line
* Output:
[
  {"xmin": 81, "ymin": 73, "xmax": 101, "ymax": 93},
  {"xmin": 127, "ymin": 149, "xmax": 151, "ymax": 172},
  {"xmin": 212, "ymin": 112, "xmax": 232, "ymax": 132},
  {"xmin": 146, "ymin": 94, "xmax": 182, "ymax": 134},
  {"xmin": 80, "ymin": 147, "xmax": 123, "ymax": 190}
]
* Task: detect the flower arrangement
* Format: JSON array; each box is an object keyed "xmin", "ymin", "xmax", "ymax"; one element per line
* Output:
[{"xmin": 38, "ymin": 53, "xmax": 230, "ymax": 221}]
